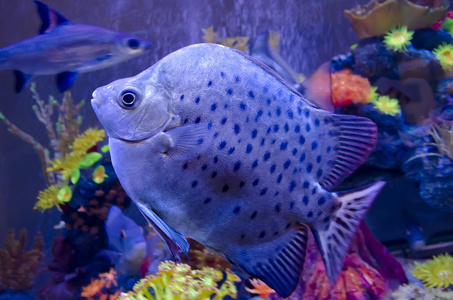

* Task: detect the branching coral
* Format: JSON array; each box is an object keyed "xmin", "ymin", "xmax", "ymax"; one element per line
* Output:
[
  {"xmin": 331, "ymin": 69, "xmax": 372, "ymax": 106},
  {"xmin": 81, "ymin": 268, "xmax": 121, "ymax": 300},
  {"xmin": 383, "ymin": 26, "xmax": 414, "ymax": 52},
  {"xmin": 391, "ymin": 283, "xmax": 453, "ymax": 299},
  {"xmin": 201, "ymin": 26, "xmax": 250, "ymax": 52},
  {"xmin": 245, "ymin": 279, "xmax": 276, "ymax": 299},
  {"xmin": 119, "ymin": 261, "xmax": 240, "ymax": 300},
  {"xmin": 411, "ymin": 254, "xmax": 453, "ymax": 288},
  {"xmin": 0, "ymin": 229, "xmax": 44, "ymax": 292}
]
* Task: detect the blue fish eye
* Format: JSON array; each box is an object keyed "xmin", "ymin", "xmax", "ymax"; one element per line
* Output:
[
  {"xmin": 120, "ymin": 90, "xmax": 139, "ymax": 108},
  {"xmin": 127, "ymin": 38, "xmax": 140, "ymax": 49}
]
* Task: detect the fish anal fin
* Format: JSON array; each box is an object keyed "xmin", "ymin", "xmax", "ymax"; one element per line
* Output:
[
  {"xmin": 313, "ymin": 181, "xmax": 386, "ymax": 284},
  {"xmin": 135, "ymin": 202, "xmax": 189, "ymax": 261},
  {"xmin": 34, "ymin": 1, "xmax": 69, "ymax": 34},
  {"xmin": 161, "ymin": 122, "xmax": 214, "ymax": 160},
  {"xmin": 56, "ymin": 71, "xmax": 78, "ymax": 92},
  {"xmin": 13, "ymin": 70, "xmax": 33, "ymax": 93},
  {"xmin": 223, "ymin": 224, "xmax": 308, "ymax": 297},
  {"xmin": 319, "ymin": 114, "xmax": 377, "ymax": 190}
]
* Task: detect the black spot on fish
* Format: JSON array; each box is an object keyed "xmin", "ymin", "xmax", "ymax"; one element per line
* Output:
[
  {"xmin": 211, "ymin": 171, "xmax": 217, "ymax": 178},
  {"xmin": 260, "ymin": 188, "xmax": 268, "ymax": 195},
  {"xmin": 259, "ymin": 231, "xmax": 266, "ymax": 238},
  {"xmin": 271, "ymin": 139, "xmax": 276, "ymax": 145},
  {"xmin": 316, "ymin": 156, "xmax": 322, "ymax": 164},
  {"xmin": 307, "ymin": 211, "xmax": 313, "ymax": 218},
  {"xmin": 292, "ymin": 148, "xmax": 298, "ymax": 156},
  {"xmin": 180, "ymin": 94, "xmax": 184, "ymax": 101},
  {"xmin": 222, "ymin": 185, "xmax": 229, "ymax": 192},
  {"xmin": 260, "ymin": 138, "xmax": 265, "ymax": 146},
  {"xmin": 276, "ymin": 107, "xmax": 281, "ymax": 116},
  {"xmin": 312, "ymin": 142, "xmax": 318, "ymax": 150},
  {"xmin": 241, "ymin": 234, "xmax": 245, "ymax": 239},
  {"xmin": 224, "ymin": 104, "xmax": 228, "ymax": 109},
  {"xmin": 195, "ymin": 117, "xmax": 201, "ymax": 123},
  {"xmin": 195, "ymin": 97, "xmax": 200, "ymax": 104},
  {"xmin": 253, "ymin": 178, "xmax": 260, "ymax": 186},
  {"xmin": 280, "ymin": 142, "xmax": 288, "ymax": 151},
  {"xmin": 192, "ymin": 181, "xmax": 198, "ymax": 188},
  {"xmin": 263, "ymin": 152, "xmax": 270, "ymax": 161},
  {"xmin": 239, "ymin": 102, "xmax": 246, "ymax": 110},
  {"xmin": 208, "ymin": 81, "xmax": 212, "ymax": 87},
  {"xmin": 233, "ymin": 161, "xmax": 241, "ymax": 172},
  {"xmin": 234, "ymin": 124, "xmax": 240, "ymax": 135},
  {"xmin": 323, "ymin": 216, "xmax": 330, "ymax": 223},
  {"xmin": 289, "ymin": 181, "xmax": 296, "ymax": 192},
  {"xmin": 302, "ymin": 196, "xmax": 309, "ymax": 205},
  {"xmin": 266, "ymin": 99, "xmax": 271, "ymax": 106},
  {"xmin": 317, "ymin": 169, "xmax": 323, "ymax": 178},
  {"xmin": 197, "ymin": 138, "xmax": 203, "ymax": 145},
  {"xmin": 201, "ymin": 164, "xmax": 207, "ymax": 171},
  {"xmin": 283, "ymin": 160, "xmax": 291, "ymax": 169},
  {"xmin": 299, "ymin": 153, "xmax": 306, "ymax": 163},
  {"xmin": 306, "ymin": 124, "xmax": 311, "ymax": 132},
  {"xmin": 290, "ymin": 202, "xmax": 295, "ymax": 209},
  {"xmin": 226, "ymin": 89, "xmax": 233, "ymax": 95},
  {"xmin": 221, "ymin": 71, "xmax": 225, "ymax": 78},
  {"xmin": 270, "ymin": 164, "xmax": 276, "ymax": 174},
  {"xmin": 289, "ymin": 94, "xmax": 295, "ymax": 102},
  {"xmin": 315, "ymin": 119, "xmax": 320, "ymax": 126},
  {"xmin": 233, "ymin": 206, "xmax": 241, "ymax": 214},
  {"xmin": 267, "ymin": 127, "xmax": 271, "ymax": 134},
  {"xmin": 251, "ymin": 211, "xmax": 257, "ymax": 219},
  {"xmin": 211, "ymin": 103, "xmax": 217, "ymax": 111},
  {"xmin": 251, "ymin": 129, "xmax": 258, "ymax": 139},
  {"xmin": 239, "ymin": 181, "xmax": 245, "ymax": 187},
  {"xmin": 274, "ymin": 191, "xmax": 279, "ymax": 196},
  {"xmin": 219, "ymin": 141, "xmax": 226, "ymax": 149},
  {"xmin": 183, "ymin": 163, "xmax": 188, "ymax": 170},
  {"xmin": 303, "ymin": 181, "xmax": 309, "ymax": 189},
  {"xmin": 293, "ymin": 168, "xmax": 298, "ymax": 174},
  {"xmin": 307, "ymin": 163, "xmax": 313, "ymax": 173},
  {"xmin": 273, "ymin": 231, "xmax": 279, "ymax": 236},
  {"xmin": 248, "ymin": 91, "xmax": 255, "ymax": 99},
  {"xmin": 255, "ymin": 110, "xmax": 263, "ymax": 122},
  {"xmin": 228, "ymin": 147, "xmax": 235, "ymax": 155},
  {"xmin": 263, "ymin": 86, "xmax": 269, "ymax": 94},
  {"xmin": 285, "ymin": 223, "xmax": 291, "ymax": 229},
  {"xmin": 317, "ymin": 211, "xmax": 322, "ymax": 217},
  {"xmin": 317, "ymin": 197, "xmax": 327, "ymax": 206},
  {"xmin": 312, "ymin": 186, "xmax": 318, "ymax": 194},
  {"xmin": 235, "ymin": 75, "xmax": 240, "ymax": 83},
  {"xmin": 295, "ymin": 125, "xmax": 300, "ymax": 133},
  {"xmin": 252, "ymin": 160, "xmax": 258, "ymax": 168},
  {"xmin": 221, "ymin": 117, "xmax": 227, "ymax": 125},
  {"xmin": 277, "ymin": 173, "xmax": 282, "ymax": 184},
  {"xmin": 284, "ymin": 123, "xmax": 289, "ymax": 133},
  {"xmin": 324, "ymin": 117, "xmax": 332, "ymax": 124},
  {"xmin": 287, "ymin": 110, "xmax": 294, "ymax": 119},
  {"xmin": 213, "ymin": 156, "xmax": 219, "ymax": 164},
  {"xmin": 275, "ymin": 203, "xmax": 281, "ymax": 213},
  {"xmin": 246, "ymin": 144, "xmax": 253, "ymax": 154},
  {"xmin": 204, "ymin": 197, "xmax": 212, "ymax": 204},
  {"xmin": 327, "ymin": 146, "xmax": 331, "ymax": 153},
  {"xmin": 299, "ymin": 135, "xmax": 305, "ymax": 145},
  {"xmin": 305, "ymin": 110, "xmax": 310, "ymax": 118}
]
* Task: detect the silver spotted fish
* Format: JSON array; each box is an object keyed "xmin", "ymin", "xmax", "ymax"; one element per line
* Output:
[{"xmin": 91, "ymin": 43, "xmax": 385, "ymax": 297}]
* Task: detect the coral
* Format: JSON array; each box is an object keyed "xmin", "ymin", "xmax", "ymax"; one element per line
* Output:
[
  {"xmin": 183, "ymin": 239, "xmax": 230, "ymax": 271},
  {"xmin": 201, "ymin": 26, "xmax": 216, "ymax": 43},
  {"xmin": 411, "ymin": 254, "xmax": 453, "ymax": 288},
  {"xmin": 426, "ymin": 118, "xmax": 453, "ymax": 160},
  {"xmin": 71, "ymin": 128, "xmax": 106, "ymax": 156},
  {"xmin": 81, "ymin": 268, "xmax": 121, "ymax": 300},
  {"xmin": 201, "ymin": 26, "xmax": 250, "ymax": 52},
  {"xmin": 344, "ymin": 0, "xmax": 449, "ymax": 38},
  {"xmin": 0, "ymin": 229, "xmax": 44, "ymax": 292},
  {"xmin": 372, "ymin": 95, "xmax": 402, "ymax": 116},
  {"xmin": 331, "ymin": 69, "xmax": 372, "ymax": 106},
  {"xmin": 119, "ymin": 261, "xmax": 240, "ymax": 300},
  {"xmin": 34, "ymin": 185, "xmax": 61, "ymax": 212},
  {"xmin": 434, "ymin": 43, "xmax": 453, "ymax": 71},
  {"xmin": 245, "ymin": 279, "xmax": 276, "ymax": 299},
  {"xmin": 391, "ymin": 283, "xmax": 453, "ymax": 299},
  {"xmin": 383, "ymin": 26, "xmax": 414, "ymax": 52}
]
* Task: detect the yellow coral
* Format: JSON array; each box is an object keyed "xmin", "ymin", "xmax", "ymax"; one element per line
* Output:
[
  {"xmin": 47, "ymin": 152, "xmax": 83, "ymax": 180},
  {"xmin": 34, "ymin": 185, "xmax": 61, "ymax": 211},
  {"xmin": 383, "ymin": 26, "xmax": 414, "ymax": 52},
  {"xmin": 411, "ymin": 254, "xmax": 453, "ymax": 288},
  {"xmin": 433, "ymin": 43, "xmax": 453, "ymax": 71},
  {"xmin": 269, "ymin": 31, "xmax": 281, "ymax": 52},
  {"xmin": 373, "ymin": 95, "xmax": 401, "ymax": 116},
  {"xmin": 220, "ymin": 36, "xmax": 249, "ymax": 53},
  {"xmin": 202, "ymin": 26, "xmax": 217, "ymax": 43},
  {"xmin": 71, "ymin": 128, "xmax": 106, "ymax": 155}
]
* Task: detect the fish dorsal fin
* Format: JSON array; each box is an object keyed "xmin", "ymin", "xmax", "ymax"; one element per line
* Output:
[
  {"xmin": 222, "ymin": 224, "xmax": 308, "ymax": 297},
  {"xmin": 233, "ymin": 49, "xmax": 318, "ymax": 109},
  {"xmin": 135, "ymin": 202, "xmax": 189, "ymax": 260},
  {"xmin": 318, "ymin": 114, "xmax": 378, "ymax": 190},
  {"xmin": 34, "ymin": 0, "xmax": 69, "ymax": 34}
]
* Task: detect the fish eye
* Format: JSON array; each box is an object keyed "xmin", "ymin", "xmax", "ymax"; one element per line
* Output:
[
  {"xmin": 127, "ymin": 38, "xmax": 140, "ymax": 49},
  {"xmin": 120, "ymin": 89, "xmax": 139, "ymax": 108}
]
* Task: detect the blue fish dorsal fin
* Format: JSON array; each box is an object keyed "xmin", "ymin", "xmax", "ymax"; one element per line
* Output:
[
  {"xmin": 135, "ymin": 202, "xmax": 189, "ymax": 261},
  {"xmin": 34, "ymin": 0, "xmax": 69, "ymax": 34},
  {"xmin": 222, "ymin": 224, "xmax": 308, "ymax": 297}
]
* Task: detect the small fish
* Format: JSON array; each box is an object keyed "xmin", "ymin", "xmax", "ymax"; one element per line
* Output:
[
  {"xmin": 105, "ymin": 205, "xmax": 147, "ymax": 276},
  {"xmin": 0, "ymin": 1, "xmax": 152, "ymax": 93},
  {"xmin": 92, "ymin": 43, "xmax": 385, "ymax": 297}
]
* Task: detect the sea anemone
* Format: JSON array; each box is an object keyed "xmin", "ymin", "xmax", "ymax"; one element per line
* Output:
[
  {"xmin": 433, "ymin": 43, "xmax": 453, "ymax": 71},
  {"xmin": 411, "ymin": 254, "xmax": 453, "ymax": 288},
  {"xmin": 383, "ymin": 26, "xmax": 414, "ymax": 52},
  {"xmin": 71, "ymin": 128, "xmax": 106, "ymax": 155},
  {"xmin": 372, "ymin": 95, "xmax": 401, "ymax": 116},
  {"xmin": 331, "ymin": 69, "xmax": 372, "ymax": 106},
  {"xmin": 47, "ymin": 152, "xmax": 83, "ymax": 180},
  {"xmin": 34, "ymin": 185, "xmax": 62, "ymax": 211}
]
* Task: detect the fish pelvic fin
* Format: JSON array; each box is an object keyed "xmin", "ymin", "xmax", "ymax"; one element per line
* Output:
[
  {"xmin": 223, "ymin": 224, "xmax": 308, "ymax": 297},
  {"xmin": 13, "ymin": 71, "xmax": 34, "ymax": 93},
  {"xmin": 319, "ymin": 114, "xmax": 377, "ymax": 191},
  {"xmin": 312, "ymin": 181, "xmax": 386, "ymax": 285},
  {"xmin": 34, "ymin": 0, "xmax": 69, "ymax": 34}
]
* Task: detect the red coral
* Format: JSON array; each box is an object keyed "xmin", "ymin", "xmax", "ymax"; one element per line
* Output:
[{"xmin": 331, "ymin": 69, "xmax": 372, "ymax": 106}]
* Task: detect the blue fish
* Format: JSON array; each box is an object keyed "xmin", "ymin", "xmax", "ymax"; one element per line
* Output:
[
  {"xmin": 92, "ymin": 43, "xmax": 385, "ymax": 297},
  {"xmin": 0, "ymin": 1, "xmax": 152, "ymax": 93}
]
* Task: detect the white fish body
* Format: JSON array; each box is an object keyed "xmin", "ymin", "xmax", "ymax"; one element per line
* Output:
[{"xmin": 92, "ymin": 43, "xmax": 385, "ymax": 297}]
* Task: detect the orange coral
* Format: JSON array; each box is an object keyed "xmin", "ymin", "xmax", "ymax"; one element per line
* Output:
[
  {"xmin": 245, "ymin": 278, "xmax": 276, "ymax": 298},
  {"xmin": 331, "ymin": 69, "xmax": 372, "ymax": 106},
  {"xmin": 81, "ymin": 269, "xmax": 120, "ymax": 300}
]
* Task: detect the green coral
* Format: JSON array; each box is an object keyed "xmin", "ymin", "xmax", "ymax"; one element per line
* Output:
[{"xmin": 119, "ymin": 261, "xmax": 240, "ymax": 300}]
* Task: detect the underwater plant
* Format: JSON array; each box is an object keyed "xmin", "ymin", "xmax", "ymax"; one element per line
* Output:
[
  {"xmin": 411, "ymin": 254, "xmax": 453, "ymax": 288},
  {"xmin": 118, "ymin": 261, "xmax": 240, "ymax": 300},
  {"xmin": 434, "ymin": 43, "xmax": 453, "ymax": 71},
  {"xmin": 391, "ymin": 283, "xmax": 453, "ymax": 299},
  {"xmin": 331, "ymin": 69, "xmax": 372, "ymax": 106},
  {"xmin": 383, "ymin": 26, "xmax": 414, "ymax": 52},
  {"xmin": 0, "ymin": 229, "xmax": 44, "ymax": 293},
  {"xmin": 372, "ymin": 95, "xmax": 402, "ymax": 116}
]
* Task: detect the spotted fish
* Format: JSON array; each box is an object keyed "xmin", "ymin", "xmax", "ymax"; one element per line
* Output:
[{"xmin": 91, "ymin": 43, "xmax": 385, "ymax": 297}]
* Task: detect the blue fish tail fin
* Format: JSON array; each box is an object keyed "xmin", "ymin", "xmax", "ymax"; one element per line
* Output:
[
  {"xmin": 34, "ymin": 0, "xmax": 69, "ymax": 34},
  {"xmin": 312, "ymin": 181, "xmax": 386, "ymax": 284},
  {"xmin": 317, "ymin": 114, "xmax": 377, "ymax": 191},
  {"xmin": 222, "ymin": 224, "xmax": 308, "ymax": 297}
]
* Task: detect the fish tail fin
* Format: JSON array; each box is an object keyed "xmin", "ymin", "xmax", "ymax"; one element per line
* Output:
[{"xmin": 312, "ymin": 181, "xmax": 386, "ymax": 284}]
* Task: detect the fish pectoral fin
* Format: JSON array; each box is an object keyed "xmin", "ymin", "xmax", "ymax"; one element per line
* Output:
[
  {"xmin": 312, "ymin": 181, "xmax": 386, "ymax": 285},
  {"xmin": 135, "ymin": 202, "xmax": 189, "ymax": 261},
  {"xmin": 13, "ymin": 71, "xmax": 33, "ymax": 93},
  {"xmin": 34, "ymin": 0, "xmax": 69, "ymax": 34},
  {"xmin": 223, "ymin": 224, "xmax": 308, "ymax": 298},
  {"xmin": 56, "ymin": 71, "xmax": 78, "ymax": 93},
  {"xmin": 161, "ymin": 122, "xmax": 214, "ymax": 160}
]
